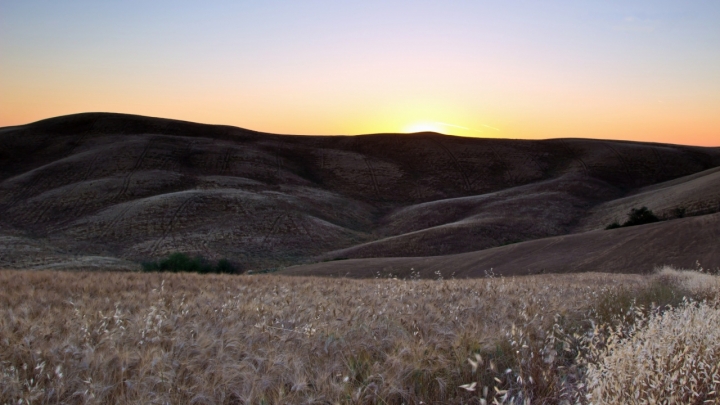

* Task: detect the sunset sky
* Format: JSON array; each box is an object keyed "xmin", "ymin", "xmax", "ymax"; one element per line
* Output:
[{"xmin": 1, "ymin": 1, "xmax": 719, "ymax": 145}]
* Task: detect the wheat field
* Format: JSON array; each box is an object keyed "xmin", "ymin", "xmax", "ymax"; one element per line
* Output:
[{"xmin": 0, "ymin": 269, "xmax": 717, "ymax": 404}]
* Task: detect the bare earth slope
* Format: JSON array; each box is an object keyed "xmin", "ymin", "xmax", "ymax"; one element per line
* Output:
[
  {"xmin": 1, "ymin": 112, "xmax": 719, "ymax": 271},
  {"xmin": 575, "ymin": 166, "xmax": 720, "ymax": 232},
  {"xmin": 284, "ymin": 212, "xmax": 720, "ymax": 278}
]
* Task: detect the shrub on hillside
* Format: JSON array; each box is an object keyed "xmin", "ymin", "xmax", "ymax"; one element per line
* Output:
[
  {"xmin": 215, "ymin": 258, "xmax": 236, "ymax": 274},
  {"xmin": 606, "ymin": 206, "xmax": 659, "ymax": 229},
  {"xmin": 624, "ymin": 206, "xmax": 660, "ymax": 226},
  {"xmin": 142, "ymin": 253, "xmax": 240, "ymax": 274},
  {"xmin": 604, "ymin": 221, "xmax": 621, "ymax": 230}
]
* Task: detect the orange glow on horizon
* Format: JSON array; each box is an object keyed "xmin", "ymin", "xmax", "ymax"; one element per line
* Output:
[
  {"xmin": 2, "ymin": 68, "xmax": 717, "ymax": 146},
  {"xmin": 2, "ymin": 3, "xmax": 719, "ymax": 147},
  {"xmin": 1, "ymin": 103, "xmax": 719, "ymax": 147}
]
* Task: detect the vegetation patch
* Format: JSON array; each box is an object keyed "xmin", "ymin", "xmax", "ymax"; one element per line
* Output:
[
  {"xmin": 586, "ymin": 299, "xmax": 720, "ymax": 404},
  {"xmin": 141, "ymin": 252, "xmax": 240, "ymax": 274},
  {"xmin": 590, "ymin": 277, "xmax": 688, "ymax": 327},
  {"xmin": 606, "ymin": 206, "xmax": 660, "ymax": 229}
]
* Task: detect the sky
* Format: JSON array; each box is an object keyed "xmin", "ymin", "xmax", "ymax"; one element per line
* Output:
[{"xmin": 1, "ymin": 1, "xmax": 719, "ymax": 146}]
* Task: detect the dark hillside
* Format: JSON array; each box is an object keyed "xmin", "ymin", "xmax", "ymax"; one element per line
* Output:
[{"xmin": 1, "ymin": 112, "xmax": 719, "ymax": 271}]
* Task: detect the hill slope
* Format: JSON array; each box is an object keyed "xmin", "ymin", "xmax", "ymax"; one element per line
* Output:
[
  {"xmin": 283, "ymin": 212, "xmax": 720, "ymax": 278},
  {"xmin": 1, "ymin": 112, "xmax": 719, "ymax": 271}
]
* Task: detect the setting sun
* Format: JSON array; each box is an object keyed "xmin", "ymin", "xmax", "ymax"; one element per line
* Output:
[
  {"xmin": 402, "ymin": 122, "xmax": 448, "ymax": 134},
  {"xmin": 402, "ymin": 121, "xmax": 493, "ymax": 137}
]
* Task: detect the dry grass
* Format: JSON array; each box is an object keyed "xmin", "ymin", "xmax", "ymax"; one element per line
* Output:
[
  {"xmin": 654, "ymin": 264, "xmax": 720, "ymax": 298},
  {"xmin": 0, "ymin": 270, "xmax": 644, "ymax": 404},
  {"xmin": 477, "ymin": 267, "xmax": 720, "ymax": 405},
  {"xmin": 585, "ymin": 299, "xmax": 720, "ymax": 404},
  {"xmin": 579, "ymin": 267, "xmax": 720, "ymax": 405},
  {"xmin": 0, "ymin": 268, "xmax": 717, "ymax": 404}
]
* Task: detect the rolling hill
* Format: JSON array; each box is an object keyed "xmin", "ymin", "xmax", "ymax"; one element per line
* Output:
[
  {"xmin": 1, "ymin": 112, "xmax": 719, "ymax": 274},
  {"xmin": 284, "ymin": 212, "xmax": 720, "ymax": 278}
]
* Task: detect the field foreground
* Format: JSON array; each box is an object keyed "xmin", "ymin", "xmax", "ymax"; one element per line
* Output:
[{"xmin": 1, "ymin": 269, "xmax": 719, "ymax": 404}]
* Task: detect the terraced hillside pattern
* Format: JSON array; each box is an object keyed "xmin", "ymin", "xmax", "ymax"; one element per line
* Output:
[{"xmin": 1, "ymin": 113, "xmax": 719, "ymax": 274}]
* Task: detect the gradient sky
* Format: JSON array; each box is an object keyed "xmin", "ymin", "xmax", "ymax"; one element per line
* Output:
[{"xmin": 1, "ymin": 1, "xmax": 719, "ymax": 145}]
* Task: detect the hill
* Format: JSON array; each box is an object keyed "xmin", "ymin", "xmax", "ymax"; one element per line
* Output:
[
  {"xmin": 1, "ymin": 112, "xmax": 719, "ymax": 272},
  {"xmin": 283, "ymin": 212, "xmax": 720, "ymax": 278}
]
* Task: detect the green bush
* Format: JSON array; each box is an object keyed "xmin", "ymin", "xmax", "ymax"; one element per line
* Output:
[
  {"xmin": 606, "ymin": 206, "xmax": 659, "ymax": 230},
  {"xmin": 142, "ymin": 253, "xmax": 240, "ymax": 274},
  {"xmin": 215, "ymin": 258, "xmax": 238, "ymax": 274},
  {"xmin": 624, "ymin": 206, "xmax": 660, "ymax": 226}
]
